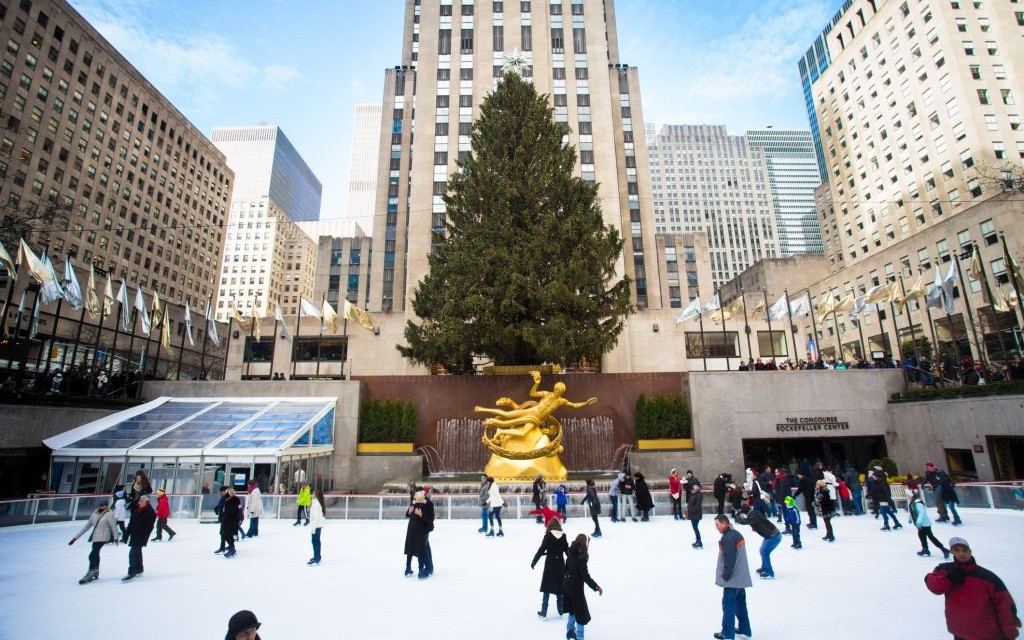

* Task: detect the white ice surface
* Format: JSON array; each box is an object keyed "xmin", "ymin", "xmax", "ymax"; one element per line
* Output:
[{"xmin": 1, "ymin": 508, "xmax": 1022, "ymax": 639}]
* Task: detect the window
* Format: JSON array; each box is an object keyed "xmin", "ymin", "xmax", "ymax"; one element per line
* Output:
[
  {"xmin": 969, "ymin": 65, "xmax": 981, "ymax": 80},
  {"xmin": 1002, "ymin": 90, "xmax": 1015, "ymax": 106},
  {"xmin": 521, "ymin": 25, "xmax": 532, "ymax": 51},
  {"xmin": 437, "ymin": 29, "xmax": 451, "ymax": 55},
  {"xmin": 460, "ymin": 29, "xmax": 473, "ymax": 54},
  {"xmin": 572, "ymin": 28, "xmax": 586, "ymax": 53},
  {"xmin": 977, "ymin": 89, "xmax": 989, "ymax": 105},
  {"xmin": 492, "ymin": 25, "xmax": 503, "ymax": 51},
  {"xmin": 963, "ymin": 41, "xmax": 974, "ymax": 56},
  {"xmin": 985, "ymin": 41, "xmax": 997, "ymax": 55},
  {"xmin": 551, "ymin": 28, "xmax": 564, "ymax": 53}
]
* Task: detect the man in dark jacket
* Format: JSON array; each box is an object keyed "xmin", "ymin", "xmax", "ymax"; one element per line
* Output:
[
  {"xmin": 870, "ymin": 467, "xmax": 903, "ymax": 531},
  {"xmin": 925, "ymin": 536, "xmax": 1021, "ymax": 640},
  {"xmin": 714, "ymin": 515, "xmax": 753, "ymax": 640},
  {"xmin": 792, "ymin": 470, "xmax": 818, "ymax": 530},
  {"xmin": 532, "ymin": 475, "xmax": 547, "ymax": 524},
  {"xmin": 925, "ymin": 462, "xmax": 950, "ymax": 522},
  {"xmin": 123, "ymin": 494, "xmax": 156, "ymax": 581},
  {"xmin": 714, "ymin": 473, "xmax": 729, "ymax": 516},
  {"xmin": 842, "ymin": 466, "xmax": 863, "ymax": 515},
  {"xmin": 773, "ymin": 470, "xmax": 792, "ymax": 526},
  {"xmin": 734, "ymin": 504, "xmax": 782, "ymax": 579}
]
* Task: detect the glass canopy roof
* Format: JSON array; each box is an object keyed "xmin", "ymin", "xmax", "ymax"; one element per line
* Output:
[{"xmin": 45, "ymin": 397, "xmax": 336, "ymax": 457}]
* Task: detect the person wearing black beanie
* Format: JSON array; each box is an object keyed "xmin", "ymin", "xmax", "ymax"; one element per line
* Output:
[{"xmin": 225, "ymin": 610, "xmax": 261, "ymax": 640}]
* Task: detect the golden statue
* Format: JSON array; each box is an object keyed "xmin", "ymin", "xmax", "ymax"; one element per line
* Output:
[{"xmin": 474, "ymin": 371, "xmax": 597, "ymax": 481}]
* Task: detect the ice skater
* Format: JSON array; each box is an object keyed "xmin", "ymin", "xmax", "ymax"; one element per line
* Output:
[
  {"xmin": 531, "ymin": 517, "xmax": 568, "ymax": 618},
  {"xmin": 734, "ymin": 503, "xmax": 782, "ymax": 579},
  {"xmin": 783, "ymin": 496, "xmax": 802, "ymax": 549},
  {"xmin": 582, "ymin": 478, "xmax": 602, "ymax": 538},
  {"xmin": 404, "ymin": 490, "xmax": 431, "ymax": 578},
  {"xmin": 151, "ymin": 487, "xmax": 176, "ymax": 541},
  {"xmin": 68, "ymin": 500, "xmax": 118, "ymax": 584},
  {"xmin": 243, "ymin": 479, "xmax": 263, "ymax": 538},
  {"xmin": 112, "ymin": 489, "xmax": 128, "ymax": 542},
  {"xmin": 714, "ymin": 515, "xmax": 753, "ymax": 640},
  {"xmin": 216, "ymin": 488, "xmax": 242, "ymax": 558},
  {"xmin": 563, "ymin": 534, "xmax": 603, "ymax": 639},
  {"xmin": 123, "ymin": 494, "xmax": 156, "ymax": 581},
  {"xmin": 308, "ymin": 488, "xmax": 326, "ymax": 565},
  {"xmin": 532, "ymin": 474, "xmax": 547, "ymax": 523},
  {"xmin": 486, "ymin": 476, "xmax": 505, "ymax": 537},
  {"xmin": 814, "ymin": 479, "xmax": 837, "ymax": 543},
  {"xmin": 909, "ymin": 488, "xmax": 949, "ymax": 558},
  {"xmin": 294, "ymin": 482, "xmax": 311, "ymax": 526},
  {"xmin": 687, "ymin": 480, "xmax": 704, "ymax": 548},
  {"xmin": 555, "ymin": 483, "xmax": 568, "ymax": 520}
]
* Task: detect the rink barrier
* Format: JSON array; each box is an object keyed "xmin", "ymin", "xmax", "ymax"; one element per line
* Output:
[{"xmin": 2, "ymin": 482, "xmax": 1021, "ymax": 528}]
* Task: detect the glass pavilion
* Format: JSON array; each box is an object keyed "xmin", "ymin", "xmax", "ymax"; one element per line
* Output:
[{"xmin": 43, "ymin": 397, "xmax": 336, "ymax": 499}]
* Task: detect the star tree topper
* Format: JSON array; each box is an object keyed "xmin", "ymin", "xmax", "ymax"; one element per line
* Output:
[{"xmin": 501, "ymin": 48, "xmax": 533, "ymax": 75}]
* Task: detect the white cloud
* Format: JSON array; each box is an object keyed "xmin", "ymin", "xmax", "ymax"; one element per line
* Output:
[{"xmin": 262, "ymin": 65, "xmax": 302, "ymax": 92}]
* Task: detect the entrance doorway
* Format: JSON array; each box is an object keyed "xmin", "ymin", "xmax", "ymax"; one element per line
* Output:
[
  {"xmin": 743, "ymin": 436, "xmax": 888, "ymax": 474},
  {"xmin": 987, "ymin": 436, "xmax": 1024, "ymax": 480}
]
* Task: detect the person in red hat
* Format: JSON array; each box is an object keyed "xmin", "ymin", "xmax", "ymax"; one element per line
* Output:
[{"xmin": 924, "ymin": 462, "xmax": 950, "ymax": 522}]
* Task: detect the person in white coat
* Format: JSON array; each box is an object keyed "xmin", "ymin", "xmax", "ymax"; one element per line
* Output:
[
  {"xmin": 308, "ymin": 489, "xmax": 326, "ymax": 565},
  {"xmin": 243, "ymin": 480, "xmax": 263, "ymax": 538},
  {"xmin": 486, "ymin": 477, "xmax": 505, "ymax": 537},
  {"xmin": 69, "ymin": 501, "xmax": 119, "ymax": 584},
  {"xmin": 112, "ymin": 489, "xmax": 128, "ymax": 542}
]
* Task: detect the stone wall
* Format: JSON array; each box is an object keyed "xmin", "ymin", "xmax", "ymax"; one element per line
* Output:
[{"xmin": 0, "ymin": 405, "xmax": 118, "ymax": 448}]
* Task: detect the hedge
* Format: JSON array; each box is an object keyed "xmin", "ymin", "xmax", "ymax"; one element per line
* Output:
[
  {"xmin": 358, "ymin": 397, "xmax": 417, "ymax": 443},
  {"xmin": 635, "ymin": 393, "xmax": 692, "ymax": 440}
]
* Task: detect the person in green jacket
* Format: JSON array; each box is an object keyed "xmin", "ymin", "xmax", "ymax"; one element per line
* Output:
[{"xmin": 294, "ymin": 483, "xmax": 311, "ymax": 526}]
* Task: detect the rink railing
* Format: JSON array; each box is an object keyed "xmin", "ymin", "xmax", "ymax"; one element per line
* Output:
[{"xmin": 1, "ymin": 482, "xmax": 1022, "ymax": 528}]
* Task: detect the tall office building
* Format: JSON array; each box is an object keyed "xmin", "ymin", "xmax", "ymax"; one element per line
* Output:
[
  {"xmin": 210, "ymin": 125, "xmax": 322, "ymax": 223},
  {"xmin": 647, "ymin": 124, "xmax": 779, "ymax": 288},
  {"xmin": 803, "ymin": 0, "xmax": 1024, "ymax": 274},
  {"xmin": 0, "ymin": 0, "xmax": 233, "ymax": 306},
  {"xmin": 211, "ymin": 125, "xmax": 320, "ymax": 320},
  {"xmin": 367, "ymin": 0, "xmax": 661, "ymax": 314},
  {"xmin": 345, "ymin": 104, "xmax": 382, "ymax": 233},
  {"xmin": 746, "ymin": 128, "xmax": 823, "ymax": 257}
]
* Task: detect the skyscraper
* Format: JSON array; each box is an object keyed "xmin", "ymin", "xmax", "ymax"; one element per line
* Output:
[
  {"xmin": 366, "ymin": 0, "xmax": 660, "ymax": 314},
  {"xmin": 345, "ymin": 104, "xmax": 382, "ymax": 234},
  {"xmin": 746, "ymin": 128, "xmax": 823, "ymax": 257},
  {"xmin": 647, "ymin": 124, "xmax": 779, "ymax": 288}
]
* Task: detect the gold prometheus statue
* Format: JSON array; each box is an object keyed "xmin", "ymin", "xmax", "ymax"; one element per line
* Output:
[{"xmin": 474, "ymin": 371, "xmax": 597, "ymax": 481}]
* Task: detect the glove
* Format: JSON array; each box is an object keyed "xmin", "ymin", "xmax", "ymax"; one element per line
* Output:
[
  {"xmin": 531, "ymin": 562, "xmax": 537, "ymax": 570},
  {"xmin": 946, "ymin": 565, "xmax": 965, "ymax": 586},
  {"xmin": 68, "ymin": 539, "xmax": 75, "ymax": 546}
]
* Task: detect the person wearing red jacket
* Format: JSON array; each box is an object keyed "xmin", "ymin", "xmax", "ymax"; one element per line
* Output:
[
  {"xmin": 151, "ymin": 487, "xmax": 176, "ymax": 542},
  {"xmin": 669, "ymin": 469, "xmax": 683, "ymax": 520},
  {"xmin": 925, "ymin": 536, "xmax": 1021, "ymax": 640}
]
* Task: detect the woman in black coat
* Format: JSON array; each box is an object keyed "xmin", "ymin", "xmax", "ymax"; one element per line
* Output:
[
  {"xmin": 687, "ymin": 481, "xmax": 704, "ymax": 548},
  {"xmin": 531, "ymin": 518, "xmax": 569, "ymax": 618},
  {"xmin": 216, "ymin": 488, "xmax": 242, "ymax": 558},
  {"xmin": 633, "ymin": 471, "xmax": 655, "ymax": 521},
  {"xmin": 403, "ymin": 490, "xmax": 430, "ymax": 578},
  {"xmin": 580, "ymin": 478, "xmax": 602, "ymax": 537},
  {"xmin": 563, "ymin": 533, "xmax": 603, "ymax": 639}
]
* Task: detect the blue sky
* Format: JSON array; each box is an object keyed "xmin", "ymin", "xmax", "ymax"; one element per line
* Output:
[{"xmin": 69, "ymin": 0, "xmax": 840, "ymax": 220}]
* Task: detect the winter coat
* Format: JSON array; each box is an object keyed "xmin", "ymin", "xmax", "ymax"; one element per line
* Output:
[
  {"xmin": 219, "ymin": 495, "xmax": 242, "ymax": 537},
  {"xmin": 773, "ymin": 474, "xmax": 792, "ymax": 505},
  {"xmin": 127, "ymin": 482, "xmax": 151, "ymax": 514},
  {"xmin": 72, "ymin": 508, "xmax": 119, "ymax": 543},
  {"xmin": 563, "ymin": 546, "xmax": 601, "ymax": 625},
  {"xmin": 619, "ymin": 475, "xmax": 635, "ymax": 496},
  {"xmin": 609, "ymin": 473, "xmax": 623, "ymax": 497},
  {"xmin": 870, "ymin": 475, "xmax": 893, "ymax": 503},
  {"xmin": 155, "ymin": 494, "xmax": 170, "ymax": 519},
  {"xmin": 668, "ymin": 474, "xmax": 682, "ymax": 498},
  {"xmin": 713, "ymin": 475, "xmax": 728, "ymax": 500},
  {"xmin": 246, "ymin": 487, "xmax": 264, "ymax": 517},
  {"xmin": 633, "ymin": 473, "xmax": 654, "ymax": 512},
  {"xmin": 925, "ymin": 558, "xmax": 1022, "ymax": 640},
  {"xmin": 581, "ymin": 486, "xmax": 601, "ymax": 516},
  {"xmin": 478, "ymin": 480, "xmax": 490, "ymax": 506},
  {"xmin": 843, "ymin": 467, "xmax": 861, "ymax": 490},
  {"xmin": 309, "ymin": 499, "xmax": 326, "ymax": 529},
  {"xmin": 686, "ymin": 489, "xmax": 704, "ymax": 521},
  {"xmin": 422, "ymin": 497, "xmax": 436, "ymax": 533},
  {"xmin": 297, "ymin": 485, "xmax": 312, "ymax": 507},
  {"xmin": 486, "ymin": 482, "xmax": 504, "ymax": 508},
  {"xmin": 403, "ymin": 502, "xmax": 429, "ymax": 558},
  {"xmin": 939, "ymin": 477, "xmax": 959, "ymax": 503},
  {"xmin": 532, "ymin": 478, "xmax": 546, "ymax": 506},
  {"xmin": 715, "ymin": 526, "xmax": 753, "ymax": 589},
  {"xmin": 112, "ymin": 498, "xmax": 127, "ymax": 522},
  {"xmin": 555, "ymin": 486, "xmax": 568, "ymax": 507},
  {"xmin": 793, "ymin": 475, "xmax": 816, "ymax": 504},
  {"xmin": 815, "ymin": 486, "xmax": 838, "ymax": 518},
  {"xmin": 782, "ymin": 503, "xmax": 801, "ymax": 526},
  {"xmin": 910, "ymin": 498, "xmax": 931, "ymax": 528},
  {"xmin": 531, "ymin": 530, "xmax": 568, "ymax": 594},
  {"xmin": 126, "ymin": 504, "xmax": 156, "ymax": 547},
  {"xmin": 735, "ymin": 507, "xmax": 780, "ymax": 539}
]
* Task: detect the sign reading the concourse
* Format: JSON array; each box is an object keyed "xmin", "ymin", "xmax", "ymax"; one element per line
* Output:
[{"xmin": 775, "ymin": 416, "xmax": 851, "ymax": 433}]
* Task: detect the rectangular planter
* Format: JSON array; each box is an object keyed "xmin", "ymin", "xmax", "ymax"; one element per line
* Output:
[
  {"xmin": 356, "ymin": 443, "xmax": 415, "ymax": 454},
  {"xmin": 635, "ymin": 438, "xmax": 694, "ymax": 451}
]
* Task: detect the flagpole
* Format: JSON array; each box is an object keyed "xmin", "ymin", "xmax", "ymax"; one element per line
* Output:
[
  {"xmin": 855, "ymin": 315, "xmax": 867, "ymax": 362},
  {"xmin": 808, "ymin": 289, "xmax": 820, "ymax": 365},
  {"xmin": 124, "ymin": 301, "xmax": 139, "ymax": 399},
  {"xmin": 106, "ymin": 295, "xmax": 122, "ymax": 381},
  {"xmin": 18, "ymin": 284, "xmax": 41, "ymax": 391},
  {"xmin": 199, "ymin": 296, "xmax": 210, "ymax": 380},
  {"xmin": 245, "ymin": 298, "xmax": 256, "ymax": 379},
  {"xmin": 697, "ymin": 309, "xmax": 707, "ymax": 372},
  {"xmin": 342, "ymin": 312, "xmax": 349, "ymax": 379},
  {"xmin": 87, "ymin": 287, "xmax": 109, "ymax": 397},
  {"xmin": 270, "ymin": 298, "xmax": 280, "ymax": 380},
  {"xmin": 716, "ymin": 286, "xmax": 730, "ymax": 371},
  {"xmin": 33, "ymin": 245, "xmax": 55, "ymax": 376},
  {"xmin": 1001, "ymin": 232, "xmax": 1024, "ymax": 343},
  {"xmin": 40, "ymin": 294, "xmax": 62, "ymax": 375},
  {"xmin": 740, "ymin": 287, "xmax": 752, "ymax": 364},
  {"xmin": 153, "ymin": 302, "xmax": 165, "ymax": 379},
  {"xmin": 292, "ymin": 299, "xmax": 303, "ymax": 380},
  {"xmin": 176, "ymin": 297, "xmax": 189, "ymax": 381},
  {"xmin": 10, "ymin": 290, "xmax": 25, "ymax": 374},
  {"xmin": 886, "ymin": 297, "xmax": 906, "ymax": 380},
  {"xmin": 221, "ymin": 307, "xmax": 233, "ymax": 381},
  {"xmin": 0, "ymin": 263, "xmax": 18, "ymax": 343},
  {"xmin": 953, "ymin": 249, "xmax": 984, "ymax": 364},
  {"xmin": 898, "ymin": 275, "xmax": 922, "ymax": 366},
  {"xmin": 783, "ymin": 289, "xmax": 799, "ymax": 366},
  {"xmin": 64, "ymin": 303, "xmax": 88, "ymax": 378},
  {"xmin": 973, "ymin": 241, "xmax": 1009, "ymax": 363},
  {"xmin": 830, "ymin": 306, "xmax": 843, "ymax": 363},
  {"xmin": 316, "ymin": 293, "xmax": 326, "ymax": 377},
  {"xmin": 762, "ymin": 289, "xmax": 774, "ymax": 364}
]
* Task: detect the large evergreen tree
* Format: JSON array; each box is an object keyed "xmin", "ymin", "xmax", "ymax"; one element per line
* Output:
[{"xmin": 398, "ymin": 71, "xmax": 633, "ymax": 373}]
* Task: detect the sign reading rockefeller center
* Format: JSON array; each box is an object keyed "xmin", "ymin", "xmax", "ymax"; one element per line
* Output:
[{"xmin": 775, "ymin": 416, "xmax": 851, "ymax": 433}]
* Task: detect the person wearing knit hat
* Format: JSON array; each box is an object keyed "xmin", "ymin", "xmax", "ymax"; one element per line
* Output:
[
  {"xmin": 151, "ymin": 487, "xmax": 175, "ymax": 542},
  {"xmin": 225, "ymin": 610, "xmax": 261, "ymax": 640},
  {"xmin": 924, "ymin": 462, "xmax": 951, "ymax": 522},
  {"xmin": 782, "ymin": 495, "xmax": 802, "ymax": 549},
  {"xmin": 926, "ymin": 538, "xmax": 1021, "ymax": 640}
]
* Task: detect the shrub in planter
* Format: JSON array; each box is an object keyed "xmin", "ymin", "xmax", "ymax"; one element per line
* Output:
[
  {"xmin": 359, "ymin": 398, "xmax": 418, "ymax": 443},
  {"xmin": 635, "ymin": 393, "xmax": 692, "ymax": 440},
  {"xmin": 866, "ymin": 456, "xmax": 899, "ymax": 479}
]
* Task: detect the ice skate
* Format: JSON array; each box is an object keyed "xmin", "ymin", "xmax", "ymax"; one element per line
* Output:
[{"xmin": 78, "ymin": 570, "xmax": 98, "ymax": 585}]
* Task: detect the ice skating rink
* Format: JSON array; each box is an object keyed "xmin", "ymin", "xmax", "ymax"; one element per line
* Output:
[{"xmin": 0, "ymin": 508, "xmax": 1021, "ymax": 639}]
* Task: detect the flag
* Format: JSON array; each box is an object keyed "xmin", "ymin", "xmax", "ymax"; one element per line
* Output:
[
  {"xmin": 968, "ymin": 248, "xmax": 983, "ymax": 281},
  {"xmin": 789, "ymin": 293, "xmax": 811, "ymax": 319},
  {"xmin": 299, "ymin": 297, "xmax": 321, "ymax": 319},
  {"xmin": 85, "ymin": 267, "xmax": 100, "ymax": 320},
  {"xmin": 103, "ymin": 275, "xmax": 115, "ymax": 317},
  {"xmin": 700, "ymin": 294, "xmax": 720, "ymax": 317},
  {"xmin": 675, "ymin": 297, "xmax": 701, "ymax": 323},
  {"xmin": 134, "ymin": 287, "xmax": 151, "ymax": 334},
  {"xmin": 184, "ymin": 299, "xmax": 195, "ymax": 347},
  {"xmin": 322, "ymin": 298, "xmax": 339, "ymax": 333},
  {"xmin": 160, "ymin": 309, "xmax": 171, "ymax": 348},
  {"xmin": 815, "ymin": 292, "xmax": 835, "ymax": 317},
  {"xmin": 61, "ymin": 256, "xmax": 83, "ymax": 309},
  {"xmin": 993, "ymin": 289, "xmax": 1010, "ymax": 313},
  {"xmin": 707, "ymin": 308, "xmax": 731, "ymax": 325},
  {"xmin": 832, "ymin": 293, "xmax": 854, "ymax": 313},
  {"xmin": 767, "ymin": 294, "xmax": 789, "ymax": 321},
  {"xmin": 150, "ymin": 291, "xmax": 163, "ymax": 328},
  {"xmin": 941, "ymin": 262, "xmax": 957, "ymax": 315},
  {"xmin": 849, "ymin": 296, "xmax": 870, "ymax": 322},
  {"xmin": 753, "ymin": 298, "xmax": 766, "ymax": 315},
  {"xmin": 724, "ymin": 295, "xmax": 745, "ymax": 317},
  {"xmin": 275, "ymin": 301, "xmax": 292, "ymax": 342},
  {"xmin": 228, "ymin": 299, "xmax": 252, "ymax": 334},
  {"xmin": 0, "ymin": 241, "xmax": 15, "ymax": 275},
  {"xmin": 18, "ymin": 239, "xmax": 51, "ymax": 285},
  {"xmin": 205, "ymin": 298, "xmax": 220, "ymax": 347},
  {"xmin": 39, "ymin": 254, "xmax": 64, "ymax": 305},
  {"xmin": 1003, "ymin": 242, "xmax": 1024, "ymax": 293},
  {"xmin": 864, "ymin": 281, "xmax": 899, "ymax": 305},
  {"xmin": 29, "ymin": 294, "xmax": 40, "ymax": 339},
  {"xmin": 117, "ymin": 281, "xmax": 131, "ymax": 331},
  {"xmin": 343, "ymin": 299, "xmax": 375, "ymax": 331},
  {"xmin": 925, "ymin": 266, "xmax": 944, "ymax": 310},
  {"xmin": 898, "ymin": 276, "xmax": 927, "ymax": 310},
  {"xmin": 1000, "ymin": 289, "xmax": 1017, "ymax": 310},
  {"xmin": 250, "ymin": 301, "xmax": 263, "ymax": 341}
]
